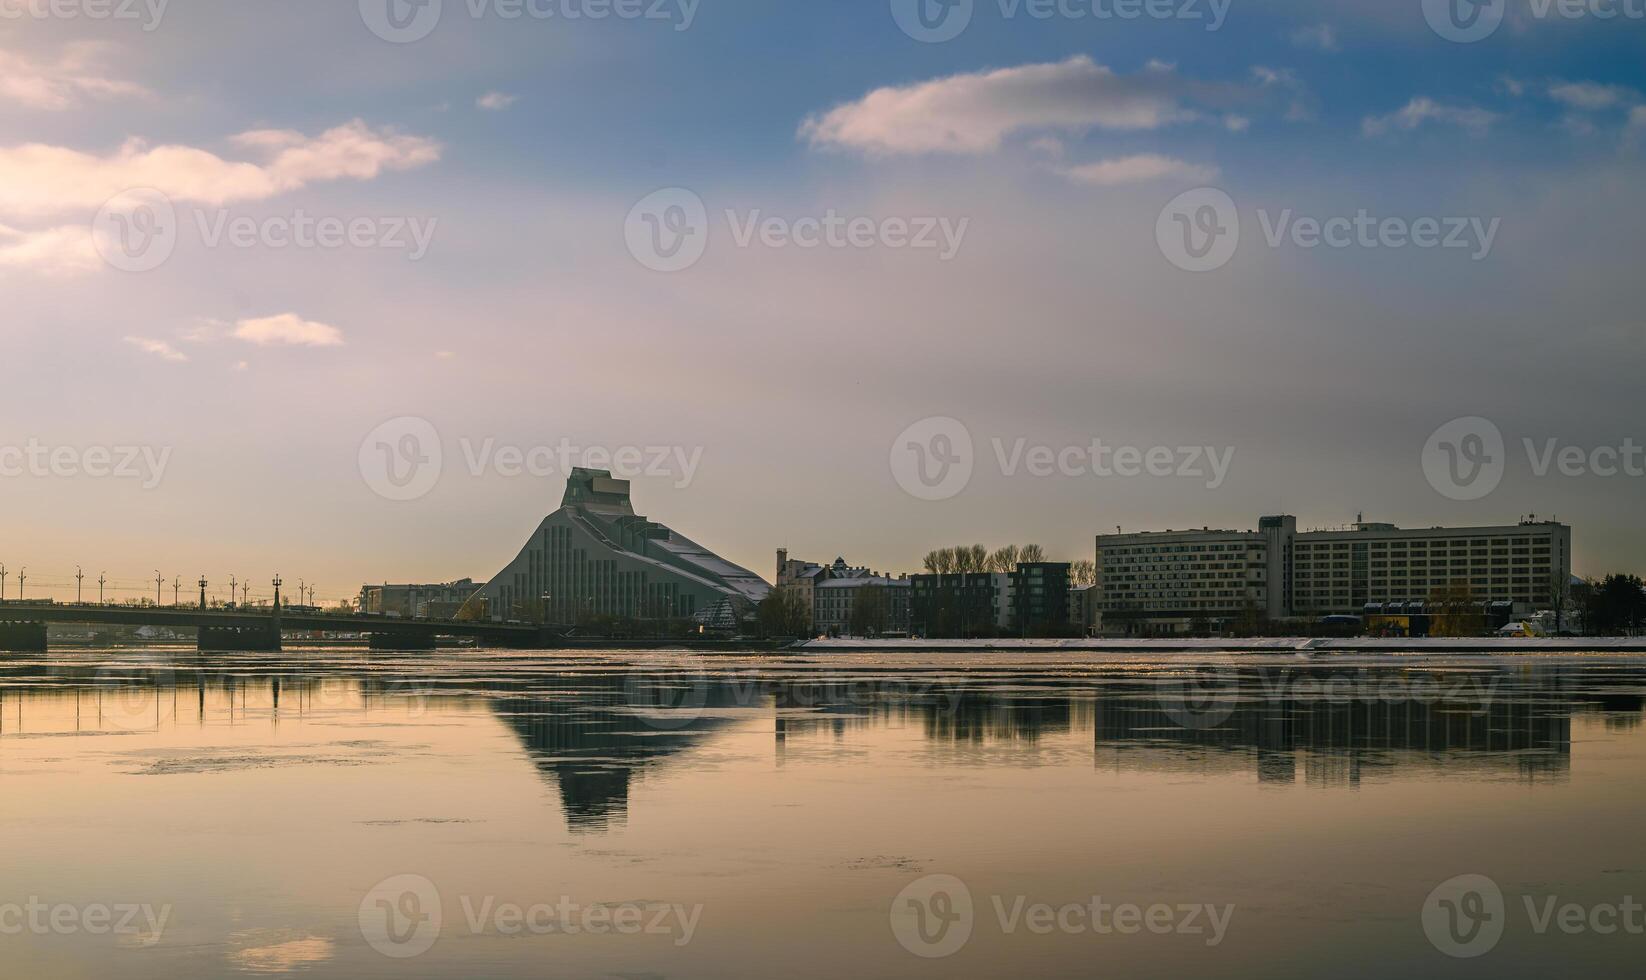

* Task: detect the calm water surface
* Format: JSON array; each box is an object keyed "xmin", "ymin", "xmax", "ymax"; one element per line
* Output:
[{"xmin": 3, "ymin": 650, "xmax": 1645, "ymax": 978}]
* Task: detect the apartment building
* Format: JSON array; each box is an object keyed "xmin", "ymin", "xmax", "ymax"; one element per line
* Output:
[{"xmin": 1095, "ymin": 516, "xmax": 1570, "ymax": 633}]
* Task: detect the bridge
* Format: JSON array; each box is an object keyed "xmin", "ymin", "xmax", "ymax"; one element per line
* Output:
[{"xmin": 0, "ymin": 601, "xmax": 561, "ymax": 653}]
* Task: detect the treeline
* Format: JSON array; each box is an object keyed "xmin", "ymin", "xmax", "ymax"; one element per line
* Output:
[
  {"xmin": 920, "ymin": 544, "xmax": 1095, "ymax": 587},
  {"xmin": 1572, "ymin": 574, "xmax": 1646, "ymax": 634}
]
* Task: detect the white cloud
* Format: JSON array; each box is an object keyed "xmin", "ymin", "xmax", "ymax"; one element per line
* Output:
[
  {"xmin": 1548, "ymin": 82, "xmax": 1637, "ymax": 111},
  {"xmin": 179, "ymin": 318, "xmax": 227, "ymax": 343},
  {"xmin": 1362, "ymin": 98, "xmax": 1498, "ymax": 137},
  {"xmin": 0, "ymin": 120, "xmax": 441, "ymax": 218},
  {"xmin": 1224, "ymin": 115, "xmax": 1251, "ymax": 132},
  {"xmin": 124, "ymin": 336, "xmax": 188, "ymax": 362},
  {"xmin": 232, "ymin": 314, "xmax": 345, "ymax": 348},
  {"xmin": 1289, "ymin": 24, "xmax": 1338, "ymax": 51},
  {"xmin": 799, "ymin": 56, "xmax": 1207, "ymax": 155},
  {"xmin": 0, "ymin": 43, "xmax": 148, "ymax": 111},
  {"xmin": 477, "ymin": 91, "xmax": 517, "ymax": 111},
  {"xmin": 1058, "ymin": 154, "xmax": 1219, "ymax": 187},
  {"xmin": 0, "ymin": 222, "xmax": 100, "ymax": 276}
]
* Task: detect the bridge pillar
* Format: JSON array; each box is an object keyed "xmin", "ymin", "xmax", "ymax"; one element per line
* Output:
[
  {"xmin": 199, "ymin": 624, "xmax": 282, "ymax": 653},
  {"xmin": 368, "ymin": 633, "xmax": 435, "ymax": 652},
  {"xmin": 0, "ymin": 621, "xmax": 48, "ymax": 652}
]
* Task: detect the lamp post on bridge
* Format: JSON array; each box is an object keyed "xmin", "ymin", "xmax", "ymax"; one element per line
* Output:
[
  {"xmin": 241, "ymin": 579, "xmax": 249, "ymax": 606},
  {"xmin": 2, "ymin": 563, "xmax": 8, "ymax": 603},
  {"xmin": 173, "ymin": 577, "xmax": 181, "ymax": 606},
  {"xmin": 154, "ymin": 571, "xmax": 163, "ymax": 607},
  {"xmin": 76, "ymin": 566, "xmax": 83, "ymax": 604},
  {"xmin": 17, "ymin": 567, "xmax": 24, "ymax": 600},
  {"xmin": 98, "ymin": 572, "xmax": 106, "ymax": 605},
  {"xmin": 198, "ymin": 577, "xmax": 208, "ymax": 611}
]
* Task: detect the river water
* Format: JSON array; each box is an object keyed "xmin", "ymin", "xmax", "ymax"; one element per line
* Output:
[{"xmin": 2, "ymin": 649, "xmax": 1643, "ymax": 978}]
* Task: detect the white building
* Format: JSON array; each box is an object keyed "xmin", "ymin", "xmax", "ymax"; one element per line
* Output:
[{"xmin": 1096, "ymin": 516, "xmax": 1571, "ymax": 633}]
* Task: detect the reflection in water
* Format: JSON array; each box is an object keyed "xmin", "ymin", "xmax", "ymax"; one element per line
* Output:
[
  {"xmin": 492, "ymin": 673, "xmax": 740, "ymax": 833},
  {"xmin": 4, "ymin": 657, "xmax": 1645, "ymax": 830},
  {"xmin": 4, "ymin": 651, "xmax": 1646, "ymax": 979}
]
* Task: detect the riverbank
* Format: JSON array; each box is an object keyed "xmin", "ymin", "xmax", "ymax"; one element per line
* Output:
[{"xmin": 791, "ymin": 637, "xmax": 1646, "ymax": 654}]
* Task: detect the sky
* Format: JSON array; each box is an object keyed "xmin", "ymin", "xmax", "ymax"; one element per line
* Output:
[{"xmin": 2, "ymin": 0, "xmax": 1644, "ymax": 604}]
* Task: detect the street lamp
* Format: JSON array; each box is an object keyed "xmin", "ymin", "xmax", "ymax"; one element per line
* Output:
[
  {"xmin": 76, "ymin": 566, "xmax": 84, "ymax": 604},
  {"xmin": 98, "ymin": 572, "xmax": 107, "ymax": 605},
  {"xmin": 154, "ymin": 571, "xmax": 163, "ymax": 606},
  {"xmin": 17, "ymin": 567, "xmax": 24, "ymax": 600}
]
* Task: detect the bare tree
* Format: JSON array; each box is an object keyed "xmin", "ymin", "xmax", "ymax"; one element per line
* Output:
[
  {"xmin": 923, "ymin": 548, "xmax": 958, "ymax": 574},
  {"xmin": 1069, "ymin": 559, "xmax": 1096, "ymax": 588},
  {"xmin": 1019, "ymin": 543, "xmax": 1047, "ymax": 564},
  {"xmin": 989, "ymin": 545, "xmax": 1020, "ymax": 574}
]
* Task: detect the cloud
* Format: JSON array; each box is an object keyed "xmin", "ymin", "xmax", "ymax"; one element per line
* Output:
[
  {"xmin": 179, "ymin": 317, "xmax": 226, "ymax": 343},
  {"xmin": 0, "ymin": 222, "xmax": 100, "ymax": 276},
  {"xmin": 799, "ymin": 56, "xmax": 1218, "ymax": 155},
  {"xmin": 1251, "ymin": 66, "xmax": 1317, "ymax": 122},
  {"xmin": 1548, "ymin": 82, "xmax": 1638, "ymax": 111},
  {"xmin": 0, "ymin": 43, "xmax": 149, "ymax": 111},
  {"xmin": 232, "ymin": 314, "xmax": 345, "ymax": 347},
  {"xmin": 1289, "ymin": 24, "xmax": 1338, "ymax": 51},
  {"xmin": 124, "ymin": 337, "xmax": 189, "ymax": 362},
  {"xmin": 476, "ymin": 91, "xmax": 517, "ymax": 111},
  {"xmin": 0, "ymin": 120, "xmax": 441, "ymax": 218},
  {"xmin": 1058, "ymin": 154, "xmax": 1218, "ymax": 187},
  {"xmin": 1362, "ymin": 98, "xmax": 1498, "ymax": 137}
]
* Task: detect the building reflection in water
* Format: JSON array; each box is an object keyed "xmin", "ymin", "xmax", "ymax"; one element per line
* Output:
[
  {"xmin": 3, "ymin": 656, "xmax": 1644, "ymax": 832},
  {"xmin": 1087, "ymin": 666, "xmax": 1589, "ymax": 786}
]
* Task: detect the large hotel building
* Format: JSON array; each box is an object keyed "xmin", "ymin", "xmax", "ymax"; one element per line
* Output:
[{"xmin": 1095, "ymin": 516, "xmax": 1571, "ymax": 632}]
